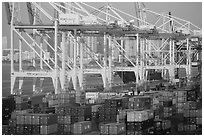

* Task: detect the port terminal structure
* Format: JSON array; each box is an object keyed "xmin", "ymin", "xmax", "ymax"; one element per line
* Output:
[{"xmin": 6, "ymin": 2, "xmax": 202, "ymax": 95}]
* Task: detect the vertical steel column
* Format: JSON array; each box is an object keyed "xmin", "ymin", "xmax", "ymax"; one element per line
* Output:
[
  {"xmin": 103, "ymin": 33, "xmax": 107, "ymax": 89},
  {"xmin": 172, "ymin": 40, "xmax": 175, "ymax": 65},
  {"xmin": 186, "ymin": 38, "xmax": 191, "ymax": 81},
  {"xmin": 108, "ymin": 35, "xmax": 112, "ymax": 89},
  {"xmin": 79, "ymin": 35, "xmax": 84, "ymax": 90},
  {"xmin": 119, "ymin": 39, "xmax": 124, "ymax": 63},
  {"xmin": 169, "ymin": 39, "xmax": 174, "ymax": 81},
  {"xmin": 32, "ymin": 4, "xmax": 37, "ymax": 67},
  {"xmin": 91, "ymin": 36, "xmax": 94, "ymax": 52},
  {"xmin": 19, "ymin": 31, "xmax": 23, "ymax": 90},
  {"xmin": 135, "ymin": 34, "xmax": 139, "ymax": 83},
  {"xmin": 10, "ymin": 3, "xmax": 15, "ymax": 94},
  {"xmin": 76, "ymin": 37, "xmax": 79, "ymax": 57},
  {"xmin": 19, "ymin": 32, "xmax": 22, "ymax": 71},
  {"xmin": 40, "ymin": 34, "xmax": 44, "ymax": 91},
  {"xmin": 73, "ymin": 29, "xmax": 77, "ymax": 90},
  {"xmin": 40, "ymin": 35, "xmax": 43, "ymax": 69},
  {"xmin": 61, "ymin": 31, "xmax": 66, "ymax": 90},
  {"xmin": 54, "ymin": 20, "xmax": 58, "ymax": 94},
  {"xmin": 70, "ymin": 36, "xmax": 73, "ymax": 58},
  {"xmin": 170, "ymin": 39, "xmax": 172, "ymax": 65},
  {"xmin": 87, "ymin": 36, "xmax": 90, "ymax": 58}
]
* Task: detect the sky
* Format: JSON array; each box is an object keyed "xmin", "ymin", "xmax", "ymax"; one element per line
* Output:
[{"xmin": 1, "ymin": 2, "xmax": 202, "ymax": 50}]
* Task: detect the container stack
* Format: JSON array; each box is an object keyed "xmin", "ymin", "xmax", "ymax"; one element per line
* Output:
[
  {"xmin": 126, "ymin": 109, "xmax": 154, "ymax": 135},
  {"xmin": 76, "ymin": 91, "xmax": 86, "ymax": 104},
  {"xmin": 99, "ymin": 122, "xmax": 126, "ymax": 135},
  {"xmin": 158, "ymin": 92, "xmax": 173, "ymax": 119},
  {"xmin": 71, "ymin": 121, "xmax": 92, "ymax": 134},
  {"xmin": 98, "ymin": 97, "xmax": 128, "ymax": 123},
  {"xmin": 2, "ymin": 96, "xmax": 16, "ymax": 125},
  {"xmin": 90, "ymin": 104, "xmax": 101, "ymax": 130},
  {"xmin": 44, "ymin": 92, "xmax": 76, "ymax": 107},
  {"xmin": 55, "ymin": 104, "xmax": 85, "ymax": 123},
  {"xmin": 15, "ymin": 95, "xmax": 30, "ymax": 110},
  {"xmin": 15, "ymin": 113, "xmax": 58, "ymax": 135},
  {"xmin": 183, "ymin": 101, "xmax": 197, "ymax": 132},
  {"xmin": 2, "ymin": 125, "xmax": 10, "ymax": 135},
  {"xmin": 174, "ymin": 90, "xmax": 187, "ymax": 114},
  {"xmin": 30, "ymin": 94, "xmax": 48, "ymax": 113},
  {"xmin": 128, "ymin": 96, "xmax": 152, "ymax": 110},
  {"xmin": 186, "ymin": 89, "xmax": 197, "ymax": 101},
  {"xmin": 8, "ymin": 109, "xmax": 32, "ymax": 135},
  {"xmin": 2, "ymin": 87, "xmax": 201, "ymax": 135},
  {"xmin": 154, "ymin": 119, "xmax": 171, "ymax": 134},
  {"xmin": 118, "ymin": 109, "xmax": 133, "ymax": 122}
]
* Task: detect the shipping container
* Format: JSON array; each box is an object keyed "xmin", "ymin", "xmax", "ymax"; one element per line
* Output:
[
  {"xmin": 24, "ymin": 114, "xmax": 32, "ymax": 125},
  {"xmin": 196, "ymin": 109, "xmax": 202, "ymax": 117},
  {"xmin": 40, "ymin": 114, "xmax": 58, "ymax": 125},
  {"xmin": 91, "ymin": 104, "xmax": 102, "ymax": 112},
  {"xmin": 30, "ymin": 94, "xmax": 46, "ymax": 106},
  {"xmin": 32, "ymin": 125, "xmax": 40, "ymax": 135},
  {"xmin": 31, "ymin": 114, "xmax": 40, "ymax": 125},
  {"xmin": 15, "ymin": 102, "xmax": 29, "ymax": 110},
  {"xmin": 2, "ymin": 125, "xmax": 9, "ymax": 135},
  {"xmin": 8, "ymin": 119, "xmax": 17, "ymax": 127},
  {"xmin": 99, "ymin": 122, "xmax": 126, "ymax": 135},
  {"xmin": 127, "ymin": 110, "xmax": 148, "ymax": 122},
  {"xmin": 16, "ymin": 125, "xmax": 24, "ymax": 135},
  {"xmin": 196, "ymin": 117, "xmax": 202, "ymax": 125},
  {"xmin": 15, "ymin": 95, "xmax": 29, "ymax": 104},
  {"xmin": 72, "ymin": 121, "xmax": 92, "ymax": 134},
  {"xmin": 64, "ymin": 124, "xmax": 71, "ymax": 133},
  {"xmin": 40, "ymin": 124, "xmax": 58, "ymax": 135},
  {"xmin": 184, "ymin": 101, "xmax": 197, "ymax": 110},
  {"xmin": 16, "ymin": 114, "xmax": 25, "ymax": 125}
]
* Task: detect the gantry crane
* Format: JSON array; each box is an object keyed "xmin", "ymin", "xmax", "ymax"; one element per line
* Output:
[{"xmin": 5, "ymin": 2, "xmax": 202, "ymax": 96}]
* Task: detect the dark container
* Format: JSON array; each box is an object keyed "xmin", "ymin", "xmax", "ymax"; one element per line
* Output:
[
  {"xmin": 57, "ymin": 124, "xmax": 64, "ymax": 133},
  {"xmin": 163, "ymin": 101, "xmax": 173, "ymax": 107},
  {"xmin": 15, "ymin": 95, "xmax": 29, "ymax": 104},
  {"xmin": 40, "ymin": 124, "xmax": 58, "ymax": 135},
  {"xmin": 126, "ymin": 131, "xmax": 134, "ymax": 135},
  {"xmin": 41, "ymin": 107, "xmax": 55, "ymax": 114},
  {"xmin": 2, "ymin": 96, "xmax": 15, "ymax": 125},
  {"xmin": 31, "ymin": 94, "xmax": 46, "ymax": 106},
  {"xmin": 126, "ymin": 122, "xmax": 135, "ymax": 131},
  {"xmin": 184, "ymin": 117, "xmax": 197, "ymax": 125},
  {"xmin": 64, "ymin": 124, "xmax": 71, "ymax": 133},
  {"xmin": 8, "ymin": 119, "xmax": 17, "ymax": 127},
  {"xmin": 9, "ymin": 126, "xmax": 17, "ymax": 135},
  {"xmin": 32, "ymin": 125, "xmax": 40, "ymax": 135},
  {"xmin": 16, "ymin": 125, "xmax": 24, "ymax": 135},
  {"xmin": 40, "ymin": 114, "xmax": 58, "ymax": 125},
  {"xmin": 2, "ymin": 125, "xmax": 9, "ymax": 135},
  {"xmin": 16, "ymin": 102, "xmax": 29, "ymax": 110},
  {"xmin": 24, "ymin": 125, "xmax": 32, "ymax": 135}
]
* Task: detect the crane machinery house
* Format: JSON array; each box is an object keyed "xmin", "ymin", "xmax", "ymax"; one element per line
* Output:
[{"xmin": 59, "ymin": 13, "xmax": 81, "ymax": 25}]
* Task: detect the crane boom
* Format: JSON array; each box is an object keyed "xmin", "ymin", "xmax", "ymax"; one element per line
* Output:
[
  {"xmin": 134, "ymin": 2, "xmax": 146, "ymax": 27},
  {"xmin": 4, "ymin": 2, "xmax": 12, "ymax": 25},
  {"xmin": 27, "ymin": 2, "xmax": 34, "ymax": 25}
]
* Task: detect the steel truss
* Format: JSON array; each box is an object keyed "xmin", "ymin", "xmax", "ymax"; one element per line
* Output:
[{"xmin": 9, "ymin": 2, "xmax": 202, "ymax": 95}]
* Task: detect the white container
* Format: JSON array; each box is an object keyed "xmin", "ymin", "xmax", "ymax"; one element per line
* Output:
[
  {"xmin": 127, "ymin": 111, "xmax": 135, "ymax": 122},
  {"xmin": 139, "ymin": 25, "xmax": 155, "ymax": 30},
  {"xmin": 86, "ymin": 92, "xmax": 99, "ymax": 99},
  {"xmin": 81, "ymin": 16, "xmax": 98, "ymax": 24},
  {"xmin": 59, "ymin": 13, "xmax": 80, "ymax": 25},
  {"xmin": 193, "ymin": 30, "xmax": 202, "ymax": 36}
]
